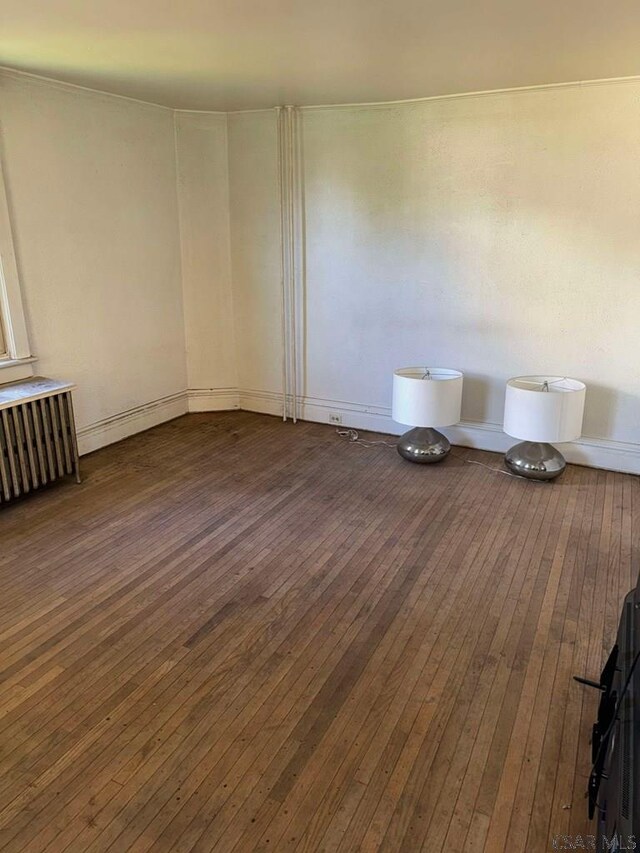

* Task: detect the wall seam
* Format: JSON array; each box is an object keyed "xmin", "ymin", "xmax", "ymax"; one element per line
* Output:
[
  {"xmin": 223, "ymin": 110, "xmax": 241, "ymax": 392},
  {"xmin": 0, "ymin": 65, "xmax": 173, "ymax": 111},
  {"xmin": 2, "ymin": 63, "xmax": 639, "ymax": 115},
  {"xmin": 171, "ymin": 110, "xmax": 191, "ymax": 393}
]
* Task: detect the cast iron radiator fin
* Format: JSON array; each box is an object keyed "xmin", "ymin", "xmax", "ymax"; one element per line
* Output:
[{"xmin": 0, "ymin": 391, "xmax": 80, "ymax": 503}]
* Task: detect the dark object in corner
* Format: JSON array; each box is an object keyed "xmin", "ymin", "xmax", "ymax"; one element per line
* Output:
[{"xmin": 578, "ymin": 586, "xmax": 640, "ymax": 847}]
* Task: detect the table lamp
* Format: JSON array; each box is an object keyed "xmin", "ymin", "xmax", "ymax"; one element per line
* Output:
[
  {"xmin": 503, "ymin": 375, "xmax": 586, "ymax": 480},
  {"xmin": 392, "ymin": 367, "xmax": 463, "ymax": 463}
]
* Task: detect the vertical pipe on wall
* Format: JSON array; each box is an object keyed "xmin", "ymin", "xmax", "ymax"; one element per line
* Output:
[
  {"xmin": 276, "ymin": 107, "xmax": 288, "ymax": 421},
  {"xmin": 277, "ymin": 105, "xmax": 303, "ymax": 424},
  {"xmin": 287, "ymin": 106, "xmax": 298, "ymax": 423},
  {"xmin": 295, "ymin": 107, "xmax": 307, "ymax": 417}
]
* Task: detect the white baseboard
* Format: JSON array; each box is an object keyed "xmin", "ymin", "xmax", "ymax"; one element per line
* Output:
[
  {"xmin": 187, "ymin": 388, "xmax": 240, "ymax": 413},
  {"xmin": 77, "ymin": 386, "xmax": 640, "ymax": 475},
  {"xmin": 446, "ymin": 420, "xmax": 640, "ymax": 475},
  {"xmin": 77, "ymin": 391, "xmax": 188, "ymax": 455},
  {"xmin": 234, "ymin": 389, "xmax": 640, "ymax": 476},
  {"xmin": 240, "ymin": 388, "xmax": 285, "ymax": 417},
  {"xmin": 562, "ymin": 434, "xmax": 640, "ymax": 476},
  {"xmin": 78, "ymin": 388, "xmax": 240, "ymax": 454}
]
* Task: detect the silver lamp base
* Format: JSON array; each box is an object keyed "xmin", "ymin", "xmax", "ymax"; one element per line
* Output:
[
  {"xmin": 397, "ymin": 427, "xmax": 451, "ymax": 464},
  {"xmin": 504, "ymin": 441, "xmax": 566, "ymax": 481}
]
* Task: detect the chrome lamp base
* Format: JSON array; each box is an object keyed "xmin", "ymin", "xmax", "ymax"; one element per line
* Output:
[
  {"xmin": 504, "ymin": 441, "xmax": 566, "ymax": 481},
  {"xmin": 397, "ymin": 427, "xmax": 451, "ymax": 464}
]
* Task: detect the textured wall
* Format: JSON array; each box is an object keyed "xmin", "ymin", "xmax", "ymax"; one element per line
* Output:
[
  {"xmin": 3, "ymin": 70, "xmax": 640, "ymax": 465},
  {"xmin": 228, "ymin": 110, "xmax": 282, "ymax": 396},
  {"xmin": 175, "ymin": 111, "xmax": 237, "ymax": 393},
  {"xmin": 228, "ymin": 81, "xmax": 640, "ymax": 447},
  {"xmin": 0, "ymin": 72, "xmax": 187, "ymax": 434}
]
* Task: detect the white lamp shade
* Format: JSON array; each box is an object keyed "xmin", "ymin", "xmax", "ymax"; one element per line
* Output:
[
  {"xmin": 392, "ymin": 367, "xmax": 463, "ymax": 428},
  {"xmin": 503, "ymin": 376, "xmax": 586, "ymax": 443}
]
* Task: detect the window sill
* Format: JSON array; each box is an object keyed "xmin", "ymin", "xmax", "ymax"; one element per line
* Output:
[
  {"xmin": 0, "ymin": 355, "xmax": 37, "ymax": 370},
  {"xmin": 0, "ymin": 356, "xmax": 37, "ymax": 385}
]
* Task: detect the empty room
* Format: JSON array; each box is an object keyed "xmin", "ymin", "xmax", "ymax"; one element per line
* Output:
[{"xmin": 0, "ymin": 1, "xmax": 639, "ymax": 851}]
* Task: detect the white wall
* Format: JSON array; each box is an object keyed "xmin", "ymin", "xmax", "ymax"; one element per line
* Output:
[
  {"xmin": 226, "ymin": 81, "xmax": 640, "ymax": 470},
  {"xmin": 228, "ymin": 110, "xmax": 283, "ymax": 402},
  {"xmin": 0, "ymin": 71, "xmax": 187, "ymax": 451},
  {"xmin": 175, "ymin": 112, "xmax": 238, "ymax": 410},
  {"xmin": 2, "ymin": 70, "xmax": 639, "ymax": 471}
]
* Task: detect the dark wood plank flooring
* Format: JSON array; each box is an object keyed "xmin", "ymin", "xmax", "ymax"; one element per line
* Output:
[{"xmin": 0, "ymin": 411, "xmax": 636, "ymax": 852}]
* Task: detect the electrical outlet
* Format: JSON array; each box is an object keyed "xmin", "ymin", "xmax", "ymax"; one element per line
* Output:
[{"xmin": 329, "ymin": 413, "xmax": 343, "ymax": 425}]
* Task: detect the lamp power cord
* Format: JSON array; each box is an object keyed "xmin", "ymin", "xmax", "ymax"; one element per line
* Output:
[{"xmin": 335, "ymin": 428, "xmax": 542, "ymax": 481}]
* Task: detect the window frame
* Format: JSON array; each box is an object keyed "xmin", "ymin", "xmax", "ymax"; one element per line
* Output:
[{"xmin": 0, "ymin": 156, "xmax": 32, "ymax": 369}]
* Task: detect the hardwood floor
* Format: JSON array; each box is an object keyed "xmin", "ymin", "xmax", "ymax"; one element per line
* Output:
[{"xmin": 0, "ymin": 411, "xmax": 636, "ymax": 852}]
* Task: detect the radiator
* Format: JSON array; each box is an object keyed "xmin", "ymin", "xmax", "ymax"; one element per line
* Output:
[{"xmin": 0, "ymin": 378, "xmax": 80, "ymax": 504}]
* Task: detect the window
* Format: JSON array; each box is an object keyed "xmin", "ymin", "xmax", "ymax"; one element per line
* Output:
[
  {"xmin": 0, "ymin": 307, "xmax": 6, "ymax": 357},
  {"xmin": 0, "ymin": 157, "xmax": 32, "ymax": 372}
]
